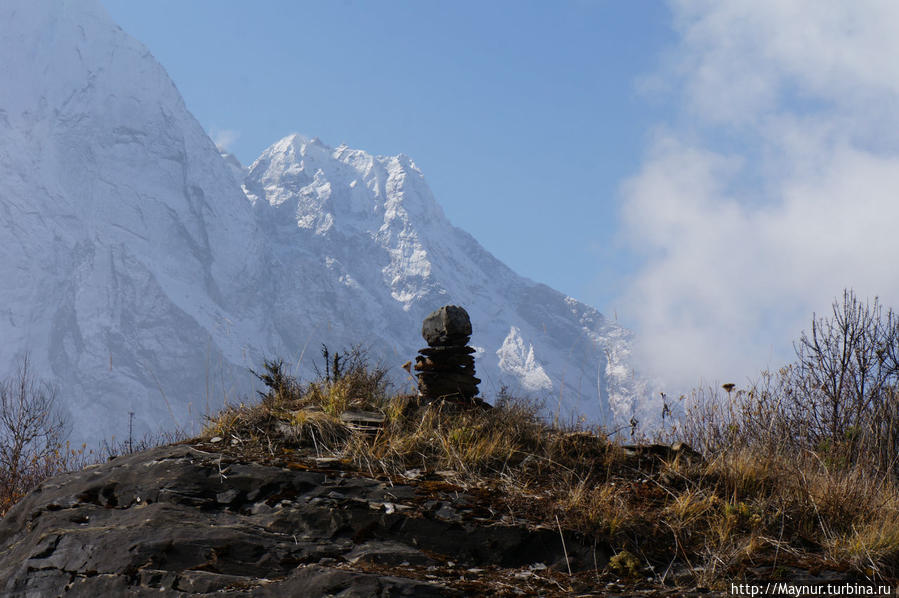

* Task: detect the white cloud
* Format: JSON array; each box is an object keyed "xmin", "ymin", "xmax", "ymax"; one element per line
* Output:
[
  {"xmin": 210, "ymin": 127, "xmax": 240, "ymax": 152},
  {"xmin": 621, "ymin": 1, "xmax": 899, "ymax": 390},
  {"xmin": 668, "ymin": 1, "xmax": 899, "ymax": 128}
]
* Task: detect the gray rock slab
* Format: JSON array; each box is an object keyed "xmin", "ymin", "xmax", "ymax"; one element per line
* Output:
[{"xmin": 0, "ymin": 444, "xmax": 604, "ymax": 596}]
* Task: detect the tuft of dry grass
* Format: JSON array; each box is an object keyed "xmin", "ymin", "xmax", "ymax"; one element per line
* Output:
[{"xmin": 828, "ymin": 515, "xmax": 899, "ymax": 574}]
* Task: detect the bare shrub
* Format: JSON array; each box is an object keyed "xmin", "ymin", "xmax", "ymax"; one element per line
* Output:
[
  {"xmin": 679, "ymin": 289, "xmax": 899, "ymax": 475},
  {"xmin": 790, "ymin": 290, "xmax": 899, "ymax": 453},
  {"xmin": 663, "ymin": 290, "xmax": 899, "ymax": 579},
  {"xmin": 0, "ymin": 355, "xmax": 67, "ymax": 514}
]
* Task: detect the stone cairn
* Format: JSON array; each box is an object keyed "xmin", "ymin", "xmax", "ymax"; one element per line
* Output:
[{"xmin": 415, "ymin": 305, "xmax": 481, "ymax": 404}]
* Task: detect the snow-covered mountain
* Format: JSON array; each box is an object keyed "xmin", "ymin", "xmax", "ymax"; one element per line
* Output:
[
  {"xmin": 242, "ymin": 133, "xmax": 646, "ymax": 424},
  {"xmin": 0, "ymin": 0, "xmax": 652, "ymax": 444}
]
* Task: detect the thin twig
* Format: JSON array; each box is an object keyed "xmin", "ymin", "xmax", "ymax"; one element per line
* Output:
[{"xmin": 555, "ymin": 514, "xmax": 572, "ymax": 576}]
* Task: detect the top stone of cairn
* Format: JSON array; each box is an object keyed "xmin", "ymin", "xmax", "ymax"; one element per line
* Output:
[{"xmin": 421, "ymin": 305, "xmax": 472, "ymax": 347}]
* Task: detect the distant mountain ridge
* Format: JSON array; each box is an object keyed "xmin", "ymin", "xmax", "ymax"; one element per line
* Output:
[{"xmin": 0, "ymin": 0, "xmax": 652, "ymax": 443}]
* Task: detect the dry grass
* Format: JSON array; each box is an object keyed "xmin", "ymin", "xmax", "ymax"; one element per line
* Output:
[
  {"xmin": 5, "ymin": 341, "xmax": 895, "ymax": 587},
  {"xmin": 654, "ymin": 448, "xmax": 899, "ymax": 583},
  {"xmin": 6, "ymin": 289, "xmax": 896, "ymax": 588},
  {"xmin": 828, "ymin": 515, "xmax": 899, "ymax": 573},
  {"xmin": 197, "ymin": 352, "xmax": 899, "ymax": 586}
]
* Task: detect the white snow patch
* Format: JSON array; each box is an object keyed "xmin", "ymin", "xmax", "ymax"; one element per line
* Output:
[{"xmin": 496, "ymin": 327, "xmax": 553, "ymax": 393}]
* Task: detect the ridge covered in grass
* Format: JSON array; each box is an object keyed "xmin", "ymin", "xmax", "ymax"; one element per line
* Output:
[
  {"xmin": 201, "ymin": 349, "xmax": 899, "ymax": 589},
  {"xmin": 3, "ymin": 290, "xmax": 897, "ymax": 592}
]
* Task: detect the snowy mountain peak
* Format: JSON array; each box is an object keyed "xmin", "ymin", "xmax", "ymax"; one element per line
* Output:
[
  {"xmin": 0, "ymin": 0, "xmax": 655, "ymax": 444},
  {"xmin": 245, "ymin": 135, "xmax": 448, "ymax": 242},
  {"xmin": 243, "ymin": 133, "xmax": 650, "ymax": 425}
]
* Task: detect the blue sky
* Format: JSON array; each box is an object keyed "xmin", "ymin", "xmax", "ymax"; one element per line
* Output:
[
  {"xmin": 102, "ymin": 0, "xmax": 675, "ymax": 313},
  {"xmin": 101, "ymin": 1, "xmax": 899, "ymax": 390}
]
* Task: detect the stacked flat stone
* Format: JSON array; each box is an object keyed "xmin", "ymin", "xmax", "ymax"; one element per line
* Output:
[{"xmin": 415, "ymin": 305, "xmax": 480, "ymax": 403}]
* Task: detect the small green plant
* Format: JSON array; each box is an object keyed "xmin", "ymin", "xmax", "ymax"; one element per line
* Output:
[{"xmin": 609, "ymin": 550, "xmax": 641, "ymax": 578}]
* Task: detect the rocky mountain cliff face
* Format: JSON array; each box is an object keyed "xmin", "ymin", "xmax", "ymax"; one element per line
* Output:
[
  {"xmin": 0, "ymin": 0, "xmax": 270, "ymax": 443},
  {"xmin": 0, "ymin": 0, "xmax": 651, "ymax": 445}
]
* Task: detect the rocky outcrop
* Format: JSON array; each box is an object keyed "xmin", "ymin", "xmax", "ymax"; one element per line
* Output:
[{"xmin": 0, "ymin": 444, "xmax": 605, "ymax": 596}]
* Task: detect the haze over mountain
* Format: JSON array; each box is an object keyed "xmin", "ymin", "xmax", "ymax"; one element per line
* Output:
[{"xmin": 0, "ymin": 0, "xmax": 653, "ymax": 444}]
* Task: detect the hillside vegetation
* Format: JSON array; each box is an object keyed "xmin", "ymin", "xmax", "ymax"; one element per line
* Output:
[{"xmin": 2, "ymin": 290, "xmax": 898, "ymax": 592}]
